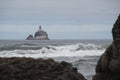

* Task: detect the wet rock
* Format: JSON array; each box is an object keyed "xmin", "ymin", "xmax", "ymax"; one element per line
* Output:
[
  {"xmin": 93, "ymin": 14, "xmax": 120, "ymax": 80},
  {"xmin": 0, "ymin": 57, "xmax": 86, "ymax": 80}
]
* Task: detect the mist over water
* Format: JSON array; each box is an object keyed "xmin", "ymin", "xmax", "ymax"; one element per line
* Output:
[{"xmin": 0, "ymin": 39, "xmax": 112, "ymax": 80}]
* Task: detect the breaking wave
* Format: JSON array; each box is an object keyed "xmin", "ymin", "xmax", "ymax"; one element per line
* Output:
[{"xmin": 0, "ymin": 43, "xmax": 106, "ymax": 58}]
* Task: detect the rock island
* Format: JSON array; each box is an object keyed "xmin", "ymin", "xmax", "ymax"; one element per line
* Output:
[{"xmin": 26, "ymin": 26, "xmax": 49, "ymax": 40}]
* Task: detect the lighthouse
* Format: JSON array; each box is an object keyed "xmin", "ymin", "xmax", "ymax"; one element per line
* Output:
[
  {"xmin": 26, "ymin": 26, "xmax": 49, "ymax": 40},
  {"xmin": 39, "ymin": 26, "xmax": 41, "ymax": 29}
]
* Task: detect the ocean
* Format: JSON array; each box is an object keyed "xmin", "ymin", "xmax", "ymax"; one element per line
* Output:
[{"xmin": 0, "ymin": 39, "xmax": 112, "ymax": 80}]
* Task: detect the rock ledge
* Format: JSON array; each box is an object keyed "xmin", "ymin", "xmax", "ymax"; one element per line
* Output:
[{"xmin": 0, "ymin": 57, "xmax": 86, "ymax": 80}]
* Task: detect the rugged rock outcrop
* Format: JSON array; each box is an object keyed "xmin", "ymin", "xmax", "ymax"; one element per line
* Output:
[
  {"xmin": 0, "ymin": 57, "xmax": 86, "ymax": 80},
  {"xmin": 26, "ymin": 35, "xmax": 33, "ymax": 40},
  {"xmin": 26, "ymin": 26, "xmax": 49, "ymax": 40},
  {"xmin": 93, "ymin": 14, "xmax": 120, "ymax": 80}
]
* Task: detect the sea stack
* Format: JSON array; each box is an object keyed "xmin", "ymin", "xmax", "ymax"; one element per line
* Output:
[
  {"xmin": 26, "ymin": 35, "xmax": 33, "ymax": 40},
  {"xmin": 92, "ymin": 14, "xmax": 120, "ymax": 80},
  {"xmin": 26, "ymin": 26, "xmax": 49, "ymax": 40}
]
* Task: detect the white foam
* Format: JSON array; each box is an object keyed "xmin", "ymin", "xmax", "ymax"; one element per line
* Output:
[{"xmin": 0, "ymin": 43, "xmax": 105, "ymax": 58}]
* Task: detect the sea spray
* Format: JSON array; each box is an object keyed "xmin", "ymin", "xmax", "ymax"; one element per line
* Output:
[{"xmin": 0, "ymin": 43, "xmax": 105, "ymax": 58}]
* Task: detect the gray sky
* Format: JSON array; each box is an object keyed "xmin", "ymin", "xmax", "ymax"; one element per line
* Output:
[{"xmin": 0, "ymin": 0, "xmax": 120, "ymax": 39}]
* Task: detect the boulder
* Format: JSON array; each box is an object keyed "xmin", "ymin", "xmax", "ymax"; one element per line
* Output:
[
  {"xmin": 0, "ymin": 57, "xmax": 86, "ymax": 80},
  {"xmin": 92, "ymin": 14, "xmax": 120, "ymax": 80}
]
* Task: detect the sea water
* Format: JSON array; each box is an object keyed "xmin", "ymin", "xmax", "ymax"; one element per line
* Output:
[{"xmin": 0, "ymin": 39, "xmax": 112, "ymax": 80}]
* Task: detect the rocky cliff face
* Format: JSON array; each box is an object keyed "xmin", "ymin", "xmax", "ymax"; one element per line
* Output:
[
  {"xmin": 0, "ymin": 57, "xmax": 86, "ymax": 80},
  {"xmin": 93, "ymin": 15, "xmax": 120, "ymax": 80}
]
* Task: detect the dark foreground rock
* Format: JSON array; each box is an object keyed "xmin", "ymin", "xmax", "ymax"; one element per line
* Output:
[
  {"xmin": 0, "ymin": 57, "xmax": 86, "ymax": 80},
  {"xmin": 93, "ymin": 14, "xmax": 120, "ymax": 80}
]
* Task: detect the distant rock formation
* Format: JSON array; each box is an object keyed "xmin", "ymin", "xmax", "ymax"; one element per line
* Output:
[
  {"xmin": 26, "ymin": 35, "xmax": 33, "ymax": 40},
  {"xmin": 92, "ymin": 14, "xmax": 120, "ymax": 80},
  {"xmin": 0, "ymin": 57, "xmax": 86, "ymax": 80},
  {"xmin": 26, "ymin": 26, "xmax": 49, "ymax": 40}
]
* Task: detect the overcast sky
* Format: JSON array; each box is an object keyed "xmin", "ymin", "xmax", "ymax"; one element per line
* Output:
[{"xmin": 0, "ymin": 0, "xmax": 120, "ymax": 39}]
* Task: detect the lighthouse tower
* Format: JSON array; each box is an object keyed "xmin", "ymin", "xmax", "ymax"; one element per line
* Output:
[
  {"xmin": 34, "ymin": 26, "xmax": 49, "ymax": 40},
  {"xmin": 39, "ymin": 26, "xmax": 42, "ymax": 31}
]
